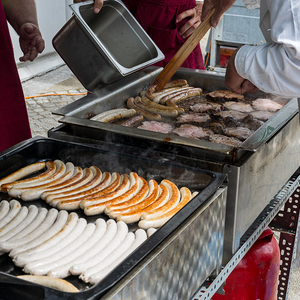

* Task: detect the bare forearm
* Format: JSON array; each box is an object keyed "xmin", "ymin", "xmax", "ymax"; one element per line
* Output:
[{"xmin": 2, "ymin": 0, "xmax": 39, "ymax": 35}]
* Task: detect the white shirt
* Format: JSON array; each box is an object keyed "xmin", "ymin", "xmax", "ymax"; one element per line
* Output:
[{"xmin": 235, "ymin": 0, "xmax": 300, "ymax": 97}]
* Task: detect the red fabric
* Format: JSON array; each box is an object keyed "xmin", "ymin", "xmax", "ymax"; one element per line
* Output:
[
  {"xmin": 0, "ymin": 2, "xmax": 31, "ymax": 152},
  {"xmin": 122, "ymin": 0, "xmax": 204, "ymax": 70}
]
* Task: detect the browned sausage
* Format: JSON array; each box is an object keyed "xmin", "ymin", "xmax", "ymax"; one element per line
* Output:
[
  {"xmin": 139, "ymin": 96, "xmax": 178, "ymax": 117},
  {"xmin": 166, "ymin": 88, "xmax": 202, "ymax": 108},
  {"xmin": 147, "ymin": 79, "xmax": 188, "ymax": 100},
  {"xmin": 126, "ymin": 97, "xmax": 162, "ymax": 121},
  {"xmin": 120, "ymin": 115, "xmax": 144, "ymax": 127}
]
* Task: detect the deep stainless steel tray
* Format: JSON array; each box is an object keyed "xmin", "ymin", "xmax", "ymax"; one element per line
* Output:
[
  {"xmin": 0, "ymin": 137, "xmax": 226, "ymax": 300},
  {"xmin": 53, "ymin": 66, "xmax": 297, "ymax": 164},
  {"xmin": 52, "ymin": 1, "xmax": 164, "ymax": 92}
]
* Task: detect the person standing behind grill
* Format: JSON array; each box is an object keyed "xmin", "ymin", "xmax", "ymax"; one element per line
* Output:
[
  {"xmin": 0, "ymin": 0, "xmax": 45, "ymax": 152},
  {"xmin": 201, "ymin": 0, "xmax": 300, "ymax": 98},
  {"xmin": 74, "ymin": 0, "xmax": 205, "ymax": 70}
]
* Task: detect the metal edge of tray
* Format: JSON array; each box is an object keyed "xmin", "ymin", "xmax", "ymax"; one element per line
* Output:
[
  {"xmin": 0, "ymin": 136, "xmax": 226, "ymax": 300},
  {"xmin": 69, "ymin": 0, "xmax": 164, "ymax": 75}
]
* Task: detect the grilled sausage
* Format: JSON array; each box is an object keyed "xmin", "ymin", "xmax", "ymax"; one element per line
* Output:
[
  {"xmin": 120, "ymin": 115, "xmax": 144, "ymax": 127},
  {"xmin": 80, "ymin": 174, "xmax": 134, "ymax": 209},
  {"xmin": 45, "ymin": 167, "xmax": 95, "ymax": 206},
  {"xmin": 1, "ymin": 161, "xmax": 56, "ymax": 192},
  {"xmin": 0, "ymin": 161, "xmax": 46, "ymax": 189},
  {"xmin": 83, "ymin": 173, "xmax": 139, "ymax": 216},
  {"xmin": 127, "ymin": 97, "xmax": 162, "ymax": 121},
  {"xmin": 141, "ymin": 180, "xmax": 180, "ymax": 220},
  {"xmin": 138, "ymin": 187, "xmax": 192, "ymax": 229},
  {"xmin": 90, "ymin": 108, "xmax": 136, "ymax": 122},
  {"xmin": 55, "ymin": 171, "xmax": 113, "ymax": 210},
  {"xmin": 104, "ymin": 177, "xmax": 149, "ymax": 215},
  {"xmin": 8, "ymin": 160, "xmax": 66, "ymax": 198},
  {"xmin": 165, "ymin": 88, "xmax": 202, "ymax": 107},
  {"xmin": 41, "ymin": 167, "xmax": 83, "ymax": 202},
  {"xmin": 136, "ymin": 96, "xmax": 178, "ymax": 117},
  {"xmin": 17, "ymin": 275, "xmax": 79, "ymax": 293},
  {"xmin": 110, "ymin": 179, "xmax": 159, "ymax": 222},
  {"xmin": 20, "ymin": 162, "xmax": 75, "ymax": 201},
  {"xmin": 147, "ymin": 79, "xmax": 189, "ymax": 100}
]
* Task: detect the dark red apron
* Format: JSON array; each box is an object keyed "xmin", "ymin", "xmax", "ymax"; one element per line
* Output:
[
  {"xmin": 0, "ymin": 2, "xmax": 31, "ymax": 152},
  {"xmin": 122, "ymin": 0, "xmax": 204, "ymax": 69}
]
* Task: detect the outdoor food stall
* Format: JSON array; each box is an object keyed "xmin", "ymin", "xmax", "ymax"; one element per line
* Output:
[{"xmin": 0, "ymin": 1, "xmax": 300, "ymax": 299}]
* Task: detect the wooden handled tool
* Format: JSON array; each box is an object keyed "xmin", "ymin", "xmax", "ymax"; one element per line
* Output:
[{"xmin": 152, "ymin": 9, "xmax": 215, "ymax": 91}]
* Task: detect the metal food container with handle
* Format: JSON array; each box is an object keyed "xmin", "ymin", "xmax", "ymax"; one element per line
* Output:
[{"xmin": 52, "ymin": 0, "xmax": 164, "ymax": 92}]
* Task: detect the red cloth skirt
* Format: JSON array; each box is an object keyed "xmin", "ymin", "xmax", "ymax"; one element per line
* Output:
[
  {"xmin": 122, "ymin": 0, "xmax": 204, "ymax": 70},
  {"xmin": 0, "ymin": 2, "xmax": 31, "ymax": 152}
]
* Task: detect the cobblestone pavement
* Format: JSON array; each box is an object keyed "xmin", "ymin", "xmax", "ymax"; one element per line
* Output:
[
  {"xmin": 22, "ymin": 64, "xmax": 86, "ymax": 137},
  {"xmin": 21, "ymin": 64, "xmax": 300, "ymax": 300}
]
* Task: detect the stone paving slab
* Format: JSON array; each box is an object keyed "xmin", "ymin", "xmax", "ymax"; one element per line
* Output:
[{"xmin": 22, "ymin": 65, "xmax": 86, "ymax": 137}]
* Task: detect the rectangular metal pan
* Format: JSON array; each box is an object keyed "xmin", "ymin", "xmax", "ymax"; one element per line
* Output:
[
  {"xmin": 0, "ymin": 137, "xmax": 226, "ymax": 299},
  {"xmin": 53, "ymin": 66, "xmax": 298, "ymax": 164},
  {"xmin": 52, "ymin": 1, "xmax": 164, "ymax": 92}
]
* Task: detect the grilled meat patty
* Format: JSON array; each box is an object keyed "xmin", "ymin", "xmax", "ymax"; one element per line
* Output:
[
  {"xmin": 251, "ymin": 98, "xmax": 283, "ymax": 112},
  {"xmin": 173, "ymin": 124, "xmax": 213, "ymax": 139}
]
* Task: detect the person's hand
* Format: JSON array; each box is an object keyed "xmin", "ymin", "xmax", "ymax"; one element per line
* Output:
[
  {"xmin": 201, "ymin": 0, "xmax": 236, "ymax": 27},
  {"xmin": 225, "ymin": 49, "xmax": 258, "ymax": 94},
  {"xmin": 176, "ymin": 1, "xmax": 203, "ymax": 39},
  {"xmin": 19, "ymin": 23, "xmax": 45, "ymax": 62},
  {"xmin": 73, "ymin": 0, "xmax": 103, "ymax": 13}
]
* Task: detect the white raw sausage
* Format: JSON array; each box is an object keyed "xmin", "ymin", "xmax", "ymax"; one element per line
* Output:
[
  {"xmin": 0, "ymin": 206, "xmax": 28, "ymax": 237},
  {"xmin": 79, "ymin": 221, "xmax": 128, "ymax": 282},
  {"xmin": 13, "ymin": 211, "xmax": 77, "ymax": 267},
  {"xmin": 0, "ymin": 200, "xmax": 10, "ymax": 221},
  {"xmin": 0, "ymin": 208, "xmax": 49, "ymax": 253},
  {"xmin": 87, "ymin": 229, "xmax": 147, "ymax": 284},
  {"xmin": 23, "ymin": 217, "xmax": 87, "ymax": 275},
  {"xmin": 9, "ymin": 209, "xmax": 63, "ymax": 258},
  {"xmin": 49, "ymin": 218, "xmax": 107, "ymax": 279},
  {"xmin": 69, "ymin": 219, "xmax": 118, "ymax": 276},
  {"xmin": 83, "ymin": 232, "xmax": 135, "ymax": 284}
]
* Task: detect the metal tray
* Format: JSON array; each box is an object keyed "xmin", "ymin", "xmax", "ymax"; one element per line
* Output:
[
  {"xmin": 0, "ymin": 137, "xmax": 226, "ymax": 300},
  {"xmin": 53, "ymin": 66, "xmax": 297, "ymax": 164},
  {"xmin": 52, "ymin": 1, "xmax": 164, "ymax": 92}
]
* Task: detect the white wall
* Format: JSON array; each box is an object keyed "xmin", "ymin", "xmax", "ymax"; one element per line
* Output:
[{"xmin": 9, "ymin": 0, "xmax": 73, "ymax": 65}]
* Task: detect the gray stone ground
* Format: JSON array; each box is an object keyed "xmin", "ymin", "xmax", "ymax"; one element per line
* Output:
[{"xmin": 21, "ymin": 65, "xmax": 300, "ymax": 300}]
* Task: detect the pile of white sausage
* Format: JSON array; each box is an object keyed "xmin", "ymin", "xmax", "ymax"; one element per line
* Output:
[
  {"xmin": 0, "ymin": 160, "xmax": 197, "ymax": 229},
  {"xmin": 0, "ymin": 199, "xmax": 155, "ymax": 285}
]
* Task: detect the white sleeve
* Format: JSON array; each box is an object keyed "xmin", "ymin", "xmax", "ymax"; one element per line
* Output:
[{"xmin": 235, "ymin": 0, "xmax": 300, "ymax": 97}]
